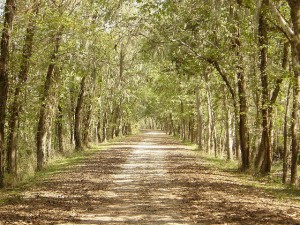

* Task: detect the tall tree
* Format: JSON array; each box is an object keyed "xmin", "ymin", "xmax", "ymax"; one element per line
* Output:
[
  {"xmin": 0, "ymin": 0, "xmax": 16, "ymax": 187},
  {"xmin": 36, "ymin": 29, "xmax": 62, "ymax": 171},
  {"xmin": 7, "ymin": 5, "xmax": 38, "ymax": 175},
  {"xmin": 266, "ymin": 0, "xmax": 300, "ymax": 184}
]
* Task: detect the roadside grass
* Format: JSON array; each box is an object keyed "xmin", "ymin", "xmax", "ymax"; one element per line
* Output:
[
  {"xmin": 192, "ymin": 147, "xmax": 300, "ymax": 204},
  {"xmin": 0, "ymin": 136, "xmax": 127, "ymax": 204}
]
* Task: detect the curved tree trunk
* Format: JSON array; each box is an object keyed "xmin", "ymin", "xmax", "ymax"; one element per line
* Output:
[{"xmin": 36, "ymin": 31, "xmax": 62, "ymax": 171}]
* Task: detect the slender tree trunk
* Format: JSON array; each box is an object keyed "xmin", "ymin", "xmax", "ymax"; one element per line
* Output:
[
  {"xmin": 234, "ymin": 102, "xmax": 240, "ymax": 159},
  {"xmin": 180, "ymin": 101, "xmax": 186, "ymax": 141},
  {"xmin": 97, "ymin": 120, "xmax": 101, "ymax": 143},
  {"xmin": 232, "ymin": 2, "xmax": 250, "ymax": 171},
  {"xmin": 83, "ymin": 104, "xmax": 92, "ymax": 146},
  {"xmin": 255, "ymin": 1, "xmax": 271, "ymax": 174},
  {"xmin": 212, "ymin": 111, "xmax": 217, "ymax": 158},
  {"xmin": 290, "ymin": 44, "xmax": 300, "ymax": 185},
  {"xmin": 189, "ymin": 116, "xmax": 195, "ymax": 143},
  {"xmin": 195, "ymin": 85, "xmax": 203, "ymax": 150},
  {"xmin": 83, "ymin": 67, "xmax": 97, "ymax": 146},
  {"xmin": 56, "ymin": 104, "xmax": 63, "ymax": 153},
  {"xmin": 74, "ymin": 75, "xmax": 87, "ymax": 151},
  {"xmin": 102, "ymin": 111, "xmax": 108, "ymax": 143},
  {"xmin": 282, "ymin": 82, "xmax": 291, "ymax": 183},
  {"xmin": 205, "ymin": 77, "xmax": 214, "ymax": 154},
  {"xmin": 169, "ymin": 113, "xmax": 174, "ymax": 135},
  {"xmin": 0, "ymin": 0, "xmax": 16, "ymax": 187},
  {"xmin": 69, "ymin": 84, "xmax": 76, "ymax": 145},
  {"xmin": 280, "ymin": 42, "xmax": 290, "ymax": 184},
  {"xmin": 96, "ymin": 107, "xmax": 102, "ymax": 143},
  {"xmin": 225, "ymin": 94, "xmax": 233, "ymax": 160},
  {"xmin": 286, "ymin": 0, "xmax": 300, "ymax": 185},
  {"xmin": 237, "ymin": 70, "xmax": 250, "ymax": 170},
  {"xmin": 234, "ymin": 22, "xmax": 250, "ymax": 170},
  {"xmin": 115, "ymin": 104, "xmax": 121, "ymax": 137}
]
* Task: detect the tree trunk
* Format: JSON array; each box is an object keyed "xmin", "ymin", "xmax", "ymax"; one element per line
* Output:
[
  {"xmin": 74, "ymin": 75, "xmax": 87, "ymax": 151},
  {"xmin": 83, "ymin": 66, "xmax": 97, "ymax": 146},
  {"xmin": 225, "ymin": 94, "xmax": 233, "ymax": 160},
  {"xmin": 102, "ymin": 111, "xmax": 108, "ymax": 143},
  {"xmin": 237, "ymin": 70, "xmax": 250, "ymax": 171},
  {"xmin": 83, "ymin": 104, "xmax": 92, "ymax": 146},
  {"xmin": 234, "ymin": 22, "xmax": 250, "ymax": 170},
  {"xmin": 0, "ymin": 0, "xmax": 16, "ymax": 187},
  {"xmin": 37, "ymin": 31, "xmax": 62, "ymax": 171},
  {"xmin": 280, "ymin": 42, "xmax": 290, "ymax": 183},
  {"xmin": 255, "ymin": 1, "xmax": 271, "ymax": 174},
  {"xmin": 234, "ymin": 102, "xmax": 240, "ymax": 160},
  {"xmin": 195, "ymin": 85, "xmax": 203, "ymax": 150},
  {"xmin": 286, "ymin": 0, "xmax": 300, "ymax": 186},
  {"xmin": 282, "ymin": 82, "xmax": 291, "ymax": 184},
  {"xmin": 69, "ymin": 84, "xmax": 76, "ymax": 145},
  {"xmin": 56, "ymin": 104, "xmax": 63, "ymax": 153},
  {"xmin": 180, "ymin": 101, "xmax": 186, "ymax": 141},
  {"xmin": 7, "ymin": 16, "xmax": 36, "ymax": 175},
  {"xmin": 290, "ymin": 44, "xmax": 300, "ymax": 185},
  {"xmin": 97, "ymin": 120, "xmax": 101, "ymax": 143},
  {"xmin": 205, "ymin": 75, "xmax": 215, "ymax": 154}
]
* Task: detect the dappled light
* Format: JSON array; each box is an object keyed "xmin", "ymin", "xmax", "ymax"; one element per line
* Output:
[
  {"xmin": 0, "ymin": 0, "xmax": 299, "ymax": 224},
  {"xmin": 0, "ymin": 132, "xmax": 300, "ymax": 224}
]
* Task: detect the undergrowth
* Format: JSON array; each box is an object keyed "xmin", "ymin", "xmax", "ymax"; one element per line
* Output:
[
  {"xmin": 0, "ymin": 136, "xmax": 127, "ymax": 204},
  {"xmin": 192, "ymin": 147, "xmax": 300, "ymax": 203}
]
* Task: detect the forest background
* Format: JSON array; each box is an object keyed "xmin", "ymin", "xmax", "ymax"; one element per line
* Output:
[{"xmin": 0, "ymin": 0, "xmax": 300, "ymax": 188}]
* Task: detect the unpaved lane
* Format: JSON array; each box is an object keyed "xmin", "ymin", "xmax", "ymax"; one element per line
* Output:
[
  {"xmin": 0, "ymin": 131, "xmax": 300, "ymax": 224},
  {"xmin": 79, "ymin": 133, "xmax": 191, "ymax": 224}
]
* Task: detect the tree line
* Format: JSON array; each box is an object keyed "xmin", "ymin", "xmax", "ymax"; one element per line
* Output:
[
  {"xmin": 139, "ymin": 0, "xmax": 300, "ymax": 186},
  {"xmin": 0, "ymin": 0, "xmax": 147, "ymax": 187},
  {"xmin": 0, "ymin": 0, "xmax": 299, "ymax": 188}
]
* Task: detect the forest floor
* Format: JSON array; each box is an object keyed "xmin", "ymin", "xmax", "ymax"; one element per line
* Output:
[{"xmin": 0, "ymin": 131, "xmax": 300, "ymax": 224}]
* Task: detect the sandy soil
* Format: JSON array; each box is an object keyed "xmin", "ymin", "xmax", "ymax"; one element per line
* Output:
[{"xmin": 0, "ymin": 131, "xmax": 299, "ymax": 224}]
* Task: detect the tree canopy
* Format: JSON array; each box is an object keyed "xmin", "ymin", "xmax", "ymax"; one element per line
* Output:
[{"xmin": 0, "ymin": 0, "xmax": 299, "ymax": 187}]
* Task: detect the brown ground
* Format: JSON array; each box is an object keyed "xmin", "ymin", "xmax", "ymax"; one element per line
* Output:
[{"xmin": 0, "ymin": 130, "xmax": 300, "ymax": 224}]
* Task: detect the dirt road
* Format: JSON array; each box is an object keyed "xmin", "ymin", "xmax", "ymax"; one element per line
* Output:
[{"xmin": 0, "ymin": 131, "xmax": 299, "ymax": 224}]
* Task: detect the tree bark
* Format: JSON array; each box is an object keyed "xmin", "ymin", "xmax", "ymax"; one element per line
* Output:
[
  {"xmin": 195, "ymin": 84, "xmax": 203, "ymax": 150},
  {"xmin": 286, "ymin": 0, "xmax": 300, "ymax": 186},
  {"xmin": 7, "ymin": 14, "xmax": 36, "ymax": 175},
  {"xmin": 102, "ymin": 111, "xmax": 108, "ymax": 142},
  {"xmin": 83, "ymin": 66, "xmax": 97, "ymax": 146},
  {"xmin": 74, "ymin": 75, "xmax": 87, "ymax": 151},
  {"xmin": 255, "ymin": 0, "xmax": 271, "ymax": 174},
  {"xmin": 36, "ymin": 31, "xmax": 62, "ymax": 171},
  {"xmin": 56, "ymin": 104, "xmax": 64, "ymax": 153},
  {"xmin": 205, "ymin": 74, "xmax": 217, "ymax": 155},
  {"xmin": 235, "ymin": 26, "xmax": 250, "ymax": 171},
  {"xmin": 290, "ymin": 43, "xmax": 300, "ymax": 185},
  {"xmin": 282, "ymin": 82, "xmax": 291, "ymax": 184},
  {"xmin": 97, "ymin": 120, "xmax": 101, "ymax": 143},
  {"xmin": 225, "ymin": 94, "xmax": 233, "ymax": 160},
  {"xmin": 0, "ymin": 0, "xmax": 16, "ymax": 187}
]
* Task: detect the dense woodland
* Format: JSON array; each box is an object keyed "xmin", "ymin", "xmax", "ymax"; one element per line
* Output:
[{"xmin": 0, "ymin": 0, "xmax": 299, "ymax": 188}]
